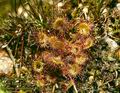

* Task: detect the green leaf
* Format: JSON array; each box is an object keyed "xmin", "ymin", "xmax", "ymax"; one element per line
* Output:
[{"xmin": 10, "ymin": 0, "xmax": 21, "ymax": 13}]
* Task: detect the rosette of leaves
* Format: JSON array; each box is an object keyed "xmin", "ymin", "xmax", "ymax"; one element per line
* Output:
[{"xmin": 34, "ymin": 16, "xmax": 94, "ymax": 92}]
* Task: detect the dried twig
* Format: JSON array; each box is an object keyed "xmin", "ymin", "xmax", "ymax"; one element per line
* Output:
[{"xmin": 6, "ymin": 46, "xmax": 19, "ymax": 77}]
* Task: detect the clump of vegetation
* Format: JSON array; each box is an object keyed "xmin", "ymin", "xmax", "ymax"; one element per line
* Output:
[
  {"xmin": 0, "ymin": 0, "xmax": 120, "ymax": 93},
  {"xmin": 32, "ymin": 17, "xmax": 94, "ymax": 92}
]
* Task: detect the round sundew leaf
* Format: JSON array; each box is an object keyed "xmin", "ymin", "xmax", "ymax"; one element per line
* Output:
[
  {"xmin": 68, "ymin": 64, "xmax": 81, "ymax": 77},
  {"xmin": 53, "ymin": 18, "xmax": 64, "ymax": 29},
  {"xmin": 84, "ymin": 37, "xmax": 94, "ymax": 49},
  {"xmin": 77, "ymin": 23, "xmax": 90, "ymax": 36},
  {"xmin": 32, "ymin": 60, "xmax": 44, "ymax": 73}
]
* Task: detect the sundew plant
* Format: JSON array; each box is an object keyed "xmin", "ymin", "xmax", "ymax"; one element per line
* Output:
[{"xmin": 0, "ymin": 0, "xmax": 120, "ymax": 93}]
